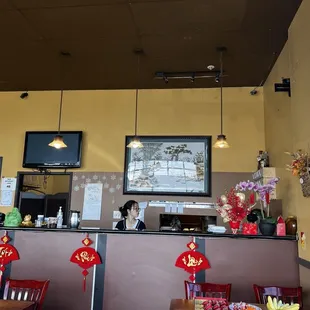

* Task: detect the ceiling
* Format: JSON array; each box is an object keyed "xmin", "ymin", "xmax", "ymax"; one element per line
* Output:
[{"xmin": 0, "ymin": 0, "xmax": 302, "ymax": 91}]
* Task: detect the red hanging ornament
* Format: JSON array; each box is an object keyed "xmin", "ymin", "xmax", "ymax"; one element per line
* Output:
[
  {"xmin": 249, "ymin": 193, "xmax": 255, "ymax": 205},
  {"xmin": 0, "ymin": 231, "xmax": 19, "ymax": 286},
  {"xmin": 70, "ymin": 234, "xmax": 101, "ymax": 292},
  {"xmin": 175, "ymin": 238, "xmax": 210, "ymax": 282}
]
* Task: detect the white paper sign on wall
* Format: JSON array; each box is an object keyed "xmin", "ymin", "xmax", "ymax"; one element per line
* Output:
[{"xmin": 113, "ymin": 211, "xmax": 121, "ymax": 219}]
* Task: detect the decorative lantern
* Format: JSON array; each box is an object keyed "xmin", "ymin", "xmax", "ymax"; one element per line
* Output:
[
  {"xmin": 0, "ymin": 231, "xmax": 19, "ymax": 286},
  {"xmin": 175, "ymin": 238, "xmax": 210, "ymax": 282},
  {"xmin": 70, "ymin": 234, "xmax": 101, "ymax": 292}
]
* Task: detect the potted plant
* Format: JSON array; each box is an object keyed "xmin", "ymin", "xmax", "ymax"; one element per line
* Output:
[{"xmin": 235, "ymin": 178, "xmax": 280, "ymax": 236}]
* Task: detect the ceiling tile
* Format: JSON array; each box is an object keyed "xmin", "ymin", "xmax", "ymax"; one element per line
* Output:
[
  {"xmin": 0, "ymin": 1, "xmax": 14, "ymax": 10},
  {"xmin": 21, "ymin": 4, "xmax": 136, "ymax": 39},
  {"xmin": 11, "ymin": 0, "xmax": 126, "ymax": 9},
  {"xmin": 131, "ymin": 0, "xmax": 246, "ymax": 36},
  {"xmin": 0, "ymin": 10, "xmax": 42, "ymax": 40}
]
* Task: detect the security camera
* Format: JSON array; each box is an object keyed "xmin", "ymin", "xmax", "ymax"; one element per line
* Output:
[
  {"xmin": 20, "ymin": 91, "xmax": 28, "ymax": 99},
  {"xmin": 250, "ymin": 89, "xmax": 258, "ymax": 96}
]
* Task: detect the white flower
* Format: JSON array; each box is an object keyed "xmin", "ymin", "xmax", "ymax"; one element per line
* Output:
[
  {"xmin": 97, "ymin": 180, "xmax": 102, "ymax": 184},
  {"xmin": 74, "ymin": 185, "xmax": 79, "ymax": 191},
  {"xmin": 80, "ymin": 183, "xmax": 85, "ymax": 188},
  {"xmin": 119, "ymin": 177, "xmax": 123, "ymax": 181},
  {"xmin": 104, "ymin": 182, "xmax": 109, "ymax": 189},
  {"xmin": 102, "ymin": 176, "xmax": 106, "ymax": 180},
  {"xmin": 116, "ymin": 184, "xmax": 121, "ymax": 190},
  {"xmin": 73, "ymin": 175, "xmax": 78, "ymax": 181},
  {"xmin": 109, "ymin": 187, "xmax": 115, "ymax": 193},
  {"xmin": 81, "ymin": 175, "xmax": 85, "ymax": 179},
  {"xmin": 86, "ymin": 178, "xmax": 91, "ymax": 183},
  {"xmin": 111, "ymin": 175, "xmax": 116, "ymax": 180},
  {"xmin": 93, "ymin": 175, "xmax": 98, "ymax": 180}
]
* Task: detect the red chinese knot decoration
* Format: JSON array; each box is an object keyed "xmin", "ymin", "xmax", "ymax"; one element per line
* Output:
[
  {"xmin": 70, "ymin": 234, "xmax": 101, "ymax": 292},
  {"xmin": 175, "ymin": 238, "xmax": 210, "ymax": 282},
  {"xmin": 0, "ymin": 231, "xmax": 19, "ymax": 286}
]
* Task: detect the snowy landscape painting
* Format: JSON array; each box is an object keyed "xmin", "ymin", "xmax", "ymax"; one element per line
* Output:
[{"xmin": 123, "ymin": 136, "xmax": 212, "ymax": 196}]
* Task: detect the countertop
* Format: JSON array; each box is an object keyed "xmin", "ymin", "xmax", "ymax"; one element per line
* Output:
[{"xmin": 0, "ymin": 226, "xmax": 297, "ymax": 240}]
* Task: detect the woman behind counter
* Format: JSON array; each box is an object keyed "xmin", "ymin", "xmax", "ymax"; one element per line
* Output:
[{"xmin": 115, "ymin": 200, "xmax": 146, "ymax": 231}]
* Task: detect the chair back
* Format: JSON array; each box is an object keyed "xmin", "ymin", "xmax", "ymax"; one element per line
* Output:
[
  {"xmin": 253, "ymin": 284, "xmax": 303, "ymax": 309},
  {"xmin": 184, "ymin": 281, "xmax": 232, "ymax": 300},
  {"xmin": 3, "ymin": 278, "xmax": 50, "ymax": 310}
]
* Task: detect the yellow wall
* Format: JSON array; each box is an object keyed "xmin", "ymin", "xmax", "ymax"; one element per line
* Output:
[
  {"xmin": 264, "ymin": 0, "xmax": 310, "ymax": 260},
  {"xmin": 23, "ymin": 174, "xmax": 70, "ymax": 195},
  {"xmin": 0, "ymin": 87, "xmax": 265, "ymax": 178},
  {"xmin": 263, "ymin": 43, "xmax": 295, "ymax": 219}
]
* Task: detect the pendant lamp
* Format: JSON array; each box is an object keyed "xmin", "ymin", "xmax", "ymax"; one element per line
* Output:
[
  {"xmin": 213, "ymin": 47, "xmax": 230, "ymax": 149},
  {"xmin": 49, "ymin": 90, "xmax": 67, "ymax": 149},
  {"xmin": 127, "ymin": 49, "xmax": 143, "ymax": 149}
]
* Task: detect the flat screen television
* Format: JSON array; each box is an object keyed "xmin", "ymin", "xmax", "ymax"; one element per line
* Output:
[{"xmin": 22, "ymin": 131, "xmax": 83, "ymax": 169}]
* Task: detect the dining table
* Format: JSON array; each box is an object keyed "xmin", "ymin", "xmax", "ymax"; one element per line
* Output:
[
  {"xmin": 170, "ymin": 299, "xmax": 267, "ymax": 310},
  {"xmin": 0, "ymin": 300, "xmax": 35, "ymax": 309}
]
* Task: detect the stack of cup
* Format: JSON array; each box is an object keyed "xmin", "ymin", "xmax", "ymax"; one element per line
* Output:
[{"xmin": 35, "ymin": 215, "xmax": 44, "ymax": 228}]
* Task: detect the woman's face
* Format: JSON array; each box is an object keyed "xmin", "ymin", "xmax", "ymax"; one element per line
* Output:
[{"xmin": 128, "ymin": 203, "xmax": 140, "ymax": 219}]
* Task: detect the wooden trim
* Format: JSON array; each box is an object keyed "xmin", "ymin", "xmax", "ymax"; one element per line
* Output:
[{"xmin": 298, "ymin": 257, "xmax": 310, "ymax": 269}]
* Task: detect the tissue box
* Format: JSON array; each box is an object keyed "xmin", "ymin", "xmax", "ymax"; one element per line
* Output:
[{"xmin": 242, "ymin": 223, "xmax": 258, "ymax": 235}]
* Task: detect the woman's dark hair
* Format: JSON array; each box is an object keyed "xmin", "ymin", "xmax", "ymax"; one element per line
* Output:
[{"xmin": 119, "ymin": 200, "xmax": 138, "ymax": 218}]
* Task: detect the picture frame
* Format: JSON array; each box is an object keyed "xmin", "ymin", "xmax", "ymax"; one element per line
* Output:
[{"xmin": 123, "ymin": 136, "xmax": 212, "ymax": 197}]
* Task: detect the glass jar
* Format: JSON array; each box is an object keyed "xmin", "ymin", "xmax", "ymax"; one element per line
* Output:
[{"xmin": 285, "ymin": 216, "xmax": 297, "ymax": 236}]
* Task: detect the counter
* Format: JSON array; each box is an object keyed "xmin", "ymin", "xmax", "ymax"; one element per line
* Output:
[
  {"xmin": 0, "ymin": 228, "xmax": 299, "ymax": 310},
  {"xmin": 0, "ymin": 227, "xmax": 297, "ymax": 239}
]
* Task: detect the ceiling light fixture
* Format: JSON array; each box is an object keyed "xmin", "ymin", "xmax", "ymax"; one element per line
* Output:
[
  {"xmin": 155, "ymin": 70, "xmax": 225, "ymax": 83},
  {"xmin": 49, "ymin": 90, "xmax": 67, "ymax": 149},
  {"xmin": 127, "ymin": 49, "xmax": 144, "ymax": 149},
  {"xmin": 213, "ymin": 47, "xmax": 230, "ymax": 149}
]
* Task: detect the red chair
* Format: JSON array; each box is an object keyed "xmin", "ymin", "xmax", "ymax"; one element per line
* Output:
[
  {"xmin": 253, "ymin": 284, "xmax": 303, "ymax": 308},
  {"xmin": 3, "ymin": 279, "xmax": 50, "ymax": 310},
  {"xmin": 184, "ymin": 281, "xmax": 232, "ymax": 300}
]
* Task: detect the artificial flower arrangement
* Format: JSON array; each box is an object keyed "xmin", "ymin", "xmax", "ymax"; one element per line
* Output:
[
  {"xmin": 215, "ymin": 188, "xmax": 256, "ymax": 233},
  {"xmin": 235, "ymin": 177, "xmax": 280, "ymax": 220},
  {"xmin": 216, "ymin": 178, "xmax": 280, "ymax": 234},
  {"xmin": 285, "ymin": 150, "xmax": 310, "ymax": 197},
  {"xmin": 285, "ymin": 150, "xmax": 308, "ymax": 177}
]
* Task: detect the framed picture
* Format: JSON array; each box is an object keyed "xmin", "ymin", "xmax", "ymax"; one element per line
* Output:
[{"xmin": 123, "ymin": 136, "xmax": 212, "ymax": 197}]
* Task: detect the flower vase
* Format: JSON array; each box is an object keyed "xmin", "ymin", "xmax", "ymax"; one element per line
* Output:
[{"xmin": 229, "ymin": 221, "xmax": 241, "ymax": 234}]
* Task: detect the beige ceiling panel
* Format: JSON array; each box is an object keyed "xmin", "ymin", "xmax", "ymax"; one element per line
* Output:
[
  {"xmin": 11, "ymin": 0, "xmax": 126, "ymax": 9},
  {"xmin": 0, "ymin": 10, "xmax": 42, "ymax": 40},
  {"xmin": 21, "ymin": 4, "xmax": 136, "ymax": 39}
]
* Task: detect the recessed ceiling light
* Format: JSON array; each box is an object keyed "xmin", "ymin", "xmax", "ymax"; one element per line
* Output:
[{"xmin": 207, "ymin": 65, "xmax": 215, "ymax": 70}]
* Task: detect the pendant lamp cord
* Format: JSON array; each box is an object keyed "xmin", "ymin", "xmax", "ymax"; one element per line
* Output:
[
  {"xmin": 58, "ymin": 90, "xmax": 64, "ymax": 134},
  {"xmin": 220, "ymin": 51, "xmax": 223, "ymax": 135},
  {"xmin": 134, "ymin": 54, "xmax": 140, "ymax": 136}
]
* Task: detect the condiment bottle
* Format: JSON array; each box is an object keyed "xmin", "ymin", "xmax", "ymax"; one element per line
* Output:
[{"xmin": 56, "ymin": 206, "xmax": 63, "ymax": 229}]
